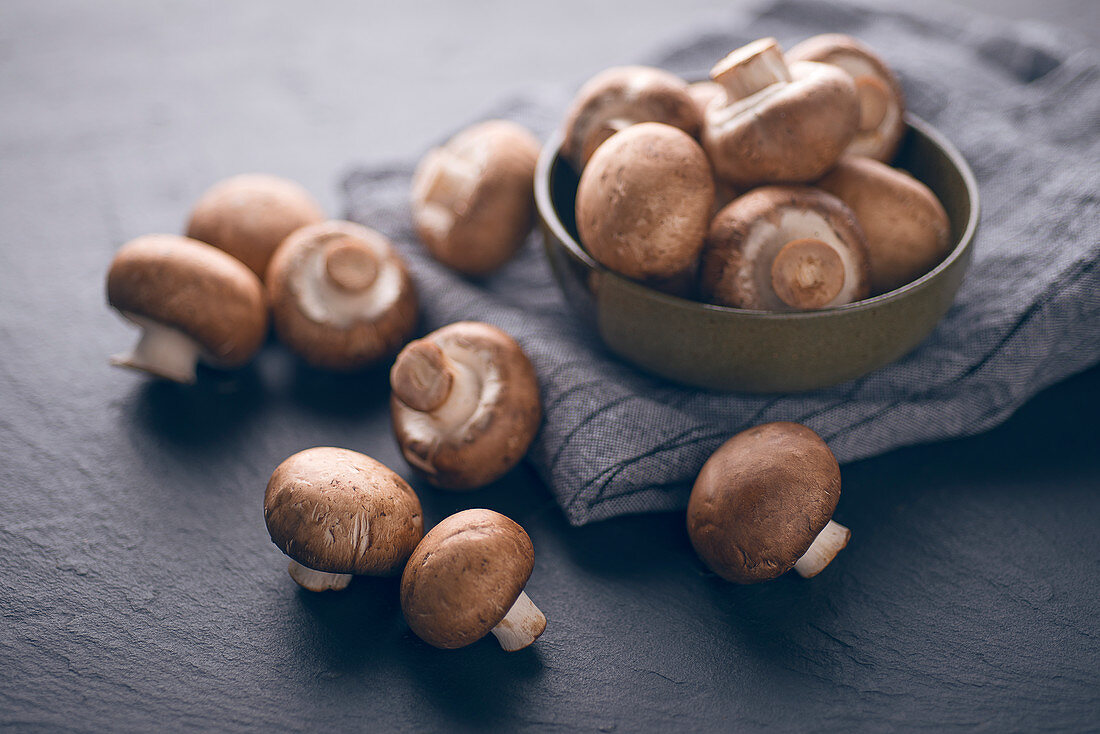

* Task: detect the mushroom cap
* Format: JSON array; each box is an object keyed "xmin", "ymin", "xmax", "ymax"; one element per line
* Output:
[
  {"xmin": 264, "ymin": 447, "xmax": 424, "ymax": 576},
  {"xmin": 186, "ymin": 173, "xmax": 325, "ymax": 279},
  {"xmin": 106, "ymin": 234, "xmax": 268, "ymax": 366},
  {"xmin": 410, "ymin": 120, "xmax": 540, "ymax": 276},
  {"xmin": 787, "ymin": 34, "xmax": 906, "ymax": 162},
  {"xmin": 576, "ymin": 122, "xmax": 715, "ymax": 281},
  {"xmin": 560, "ymin": 65, "xmax": 701, "ymax": 170},
  {"xmin": 687, "ymin": 422, "xmax": 841, "ymax": 584},
  {"xmin": 390, "ymin": 321, "xmax": 542, "ymax": 490},
  {"xmin": 702, "ymin": 60, "xmax": 859, "ymax": 188},
  {"xmin": 400, "ymin": 509, "xmax": 535, "ymax": 649},
  {"xmin": 700, "ymin": 185, "xmax": 870, "ymax": 310},
  {"xmin": 817, "ymin": 156, "xmax": 952, "ymax": 295},
  {"xmin": 265, "ymin": 220, "xmax": 418, "ymax": 370},
  {"xmin": 687, "ymin": 80, "xmax": 724, "ymax": 119}
]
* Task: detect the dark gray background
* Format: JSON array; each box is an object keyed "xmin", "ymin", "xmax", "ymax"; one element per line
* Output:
[{"xmin": 2, "ymin": 1, "xmax": 1098, "ymax": 731}]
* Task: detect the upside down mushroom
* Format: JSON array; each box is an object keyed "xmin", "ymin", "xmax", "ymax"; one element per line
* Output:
[
  {"xmin": 700, "ymin": 186, "xmax": 870, "ymax": 311},
  {"xmin": 264, "ymin": 447, "xmax": 423, "ymax": 592},
  {"xmin": 106, "ymin": 234, "xmax": 268, "ymax": 383},
  {"xmin": 390, "ymin": 321, "xmax": 542, "ymax": 490},
  {"xmin": 401, "ymin": 509, "xmax": 546, "ymax": 651},
  {"xmin": 265, "ymin": 220, "xmax": 418, "ymax": 370},
  {"xmin": 687, "ymin": 422, "xmax": 851, "ymax": 583}
]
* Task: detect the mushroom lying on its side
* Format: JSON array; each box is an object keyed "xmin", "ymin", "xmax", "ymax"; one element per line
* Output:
[
  {"xmin": 265, "ymin": 220, "xmax": 418, "ymax": 370},
  {"xmin": 264, "ymin": 447, "xmax": 423, "ymax": 592},
  {"xmin": 701, "ymin": 38, "xmax": 859, "ymax": 188},
  {"xmin": 787, "ymin": 34, "xmax": 906, "ymax": 163},
  {"xmin": 576, "ymin": 122, "xmax": 715, "ymax": 283},
  {"xmin": 390, "ymin": 322, "xmax": 542, "ymax": 490},
  {"xmin": 410, "ymin": 120, "xmax": 541, "ymax": 276},
  {"xmin": 186, "ymin": 174, "xmax": 324, "ymax": 280},
  {"xmin": 687, "ymin": 422, "xmax": 850, "ymax": 583},
  {"xmin": 401, "ymin": 509, "xmax": 546, "ymax": 651},
  {"xmin": 560, "ymin": 65, "xmax": 701, "ymax": 171},
  {"xmin": 106, "ymin": 234, "xmax": 268, "ymax": 383},
  {"xmin": 700, "ymin": 186, "xmax": 870, "ymax": 311},
  {"xmin": 817, "ymin": 156, "xmax": 951, "ymax": 295}
]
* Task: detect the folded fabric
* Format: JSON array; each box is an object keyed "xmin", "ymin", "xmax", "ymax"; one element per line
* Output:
[{"xmin": 345, "ymin": 0, "xmax": 1100, "ymax": 525}]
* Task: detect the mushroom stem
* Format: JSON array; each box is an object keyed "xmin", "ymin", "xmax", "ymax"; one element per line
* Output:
[
  {"xmin": 412, "ymin": 148, "xmax": 480, "ymax": 212},
  {"xmin": 391, "ymin": 340, "xmax": 457, "ymax": 413},
  {"xmin": 287, "ymin": 560, "xmax": 353, "ymax": 592},
  {"xmin": 793, "ymin": 520, "xmax": 850, "ymax": 578},
  {"xmin": 111, "ymin": 315, "xmax": 202, "ymax": 384},
  {"xmin": 770, "ymin": 237, "xmax": 846, "ymax": 310},
  {"xmin": 855, "ymin": 76, "xmax": 890, "ymax": 132},
  {"xmin": 711, "ymin": 38, "xmax": 791, "ymax": 101},
  {"xmin": 323, "ymin": 239, "xmax": 378, "ymax": 293},
  {"xmin": 490, "ymin": 591, "xmax": 546, "ymax": 651}
]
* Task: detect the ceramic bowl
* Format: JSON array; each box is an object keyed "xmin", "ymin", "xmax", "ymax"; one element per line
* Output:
[{"xmin": 535, "ymin": 115, "xmax": 980, "ymax": 392}]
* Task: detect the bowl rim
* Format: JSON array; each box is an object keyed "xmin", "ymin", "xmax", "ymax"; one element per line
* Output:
[{"xmin": 534, "ymin": 113, "xmax": 980, "ymax": 320}]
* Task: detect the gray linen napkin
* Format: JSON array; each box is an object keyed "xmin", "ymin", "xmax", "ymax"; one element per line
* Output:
[{"xmin": 345, "ymin": 0, "xmax": 1100, "ymax": 525}]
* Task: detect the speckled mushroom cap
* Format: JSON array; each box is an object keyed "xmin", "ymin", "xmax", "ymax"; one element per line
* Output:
[
  {"xmin": 410, "ymin": 120, "xmax": 541, "ymax": 276},
  {"xmin": 400, "ymin": 509, "xmax": 535, "ymax": 649},
  {"xmin": 700, "ymin": 186, "xmax": 870, "ymax": 311},
  {"xmin": 817, "ymin": 156, "xmax": 951, "ymax": 295},
  {"xmin": 560, "ymin": 65, "xmax": 701, "ymax": 170},
  {"xmin": 687, "ymin": 422, "xmax": 841, "ymax": 584},
  {"xmin": 576, "ymin": 122, "xmax": 715, "ymax": 282},
  {"xmin": 106, "ymin": 233, "xmax": 268, "ymax": 366},
  {"xmin": 787, "ymin": 34, "xmax": 906, "ymax": 162},
  {"xmin": 390, "ymin": 321, "xmax": 542, "ymax": 490},
  {"xmin": 701, "ymin": 38, "xmax": 859, "ymax": 188},
  {"xmin": 186, "ymin": 173, "xmax": 325, "ymax": 279},
  {"xmin": 265, "ymin": 220, "xmax": 418, "ymax": 371},
  {"xmin": 264, "ymin": 447, "xmax": 424, "ymax": 576}
]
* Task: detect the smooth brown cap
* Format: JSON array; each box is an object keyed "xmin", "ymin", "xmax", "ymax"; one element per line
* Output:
[
  {"xmin": 106, "ymin": 234, "xmax": 268, "ymax": 366},
  {"xmin": 787, "ymin": 34, "xmax": 906, "ymax": 162},
  {"xmin": 265, "ymin": 220, "xmax": 418, "ymax": 371},
  {"xmin": 400, "ymin": 509, "xmax": 535, "ymax": 649},
  {"xmin": 700, "ymin": 186, "xmax": 870, "ymax": 310},
  {"xmin": 186, "ymin": 173, "xmax": 324, "ymax": 279},
  {"xmin": 817, "ymin": 156, "xmax": 952, "ymax": 295},
  {"xmin": 390, "ymin": 321, "xmax": 542, "ymax": 490},
  {"xmin": 576, "ymin": 122, "xmax": 715, "ymax": 281},
  {"xmin": 561, "ymin": 66, "xmax": 701, "ymax": 170},
  {"xmin": 264, "ymin": 447, "xmax": 423, "ymax": 576},
  {"xmin": 702, "ymin": 60, "xmax": 859, "ymax": 187},
  {"xmin": 687, "ymin": 422, "xmax": 841, "ymax": 583},
  {"xmin": 410, "ymin": 120, "xmax": 540, "ymax": 276}
]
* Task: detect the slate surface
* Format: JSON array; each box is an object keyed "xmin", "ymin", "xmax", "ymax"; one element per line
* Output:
[{"xmin": 1, "ymin": 1, "xmax": 1098, "ymax": 731}]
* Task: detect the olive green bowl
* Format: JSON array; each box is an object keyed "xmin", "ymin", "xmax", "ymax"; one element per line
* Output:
[{"xmin": 535, "ymin": 115, "xmax": 980, "ymax": 392}]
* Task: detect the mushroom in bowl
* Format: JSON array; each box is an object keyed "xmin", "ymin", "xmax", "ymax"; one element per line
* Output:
[
  {"xmin": 390, "ymin": 321, "xmax": 542, "ymax": 490},
  {"xmin": 265, "ymin": 220, "xmax": 418, "ymax": 370},
  {"xmin": 263, "ymin": 447, "xmax": 424, "ymax": 592},
  {"xmin": 106, "ymin": 234, "xmax": 268, "ymax": 383}
]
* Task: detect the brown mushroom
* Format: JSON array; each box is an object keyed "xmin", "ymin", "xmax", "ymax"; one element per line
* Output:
[
  {"xmin": 700, "ymin": 186, "xmax": 870, "ymax": 311},
  {"xmin": 787, "ymin": 34, "xmax": 906, "ymax": 162},
  {"xmin": 687, "ymin": 80, "xmax": 723, "ymax": 119},
  {"xmin": 576, "ymin": 122, "xmax": 715, "ymax": 282},
  {"xmin": 265, "ymin": 220, "xmax": 418, "ymax": 370},
  {"xmin": 817, "ymin": 156, "xmax": 951, "ymax": 295},
  {"xmin": 687, "ymin": 422, "xmax": 850, "ymax": 583},
  {"xmin": 264, "ymin": 447, "xmax": 423, "ymax": 592},
  {"xmin": 401, "ymin": 509, "xmax": 545, "ymax": 651},
  {"xmin": 106, "ymin": 234, "xmax": 268, "ymax": 383},
  {"xmin": 390, "ymin": 322, "xmax": 541, "ymax": 490},
  {"xmin": 186, "ymin": 173, "xmax": 325, "ymax": 279},
  {"xmin": 410, "ymin": 120, "xmax": 540, "ymax": 276},
  {"xmin": 560, "ymin": 65, "xmax": 701, "ymax": 170},
  {"xmin": 701, "ymin": 38, "xmax": 859, "ymax": 188}
]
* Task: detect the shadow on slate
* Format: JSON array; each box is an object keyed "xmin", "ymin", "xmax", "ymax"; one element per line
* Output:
[{"xmin": 344, "ymin": 0, "xmax": 1100, "ymax": 526}]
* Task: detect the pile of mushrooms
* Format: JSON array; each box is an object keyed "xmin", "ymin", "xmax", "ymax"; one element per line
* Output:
[{"xmin": 563, "ymin": 34, "xmax": 951, "ymax": 310}]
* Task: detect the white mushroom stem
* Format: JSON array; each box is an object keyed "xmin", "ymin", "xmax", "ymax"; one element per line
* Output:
[
  {"xmin": 412, "ymin": 147, "xmax": 481, "ymax": 221},
  {"xmin": 793, "ymin": 520, "xmax": 851, "ymax": 578},
  {"xmin": 287, "ymin": 559, "xmax": 353, "ymax": 592},
  {"xmin": 111, "ymin": 313, "xmax": 202, "ymax": 384},
  {"xmin": 711, "ymin": 38, "xmax": 791, "ymax": 102},
  {"xmin": 490, "ymin": 591, "xmax": 546, "ymax": 652}
]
